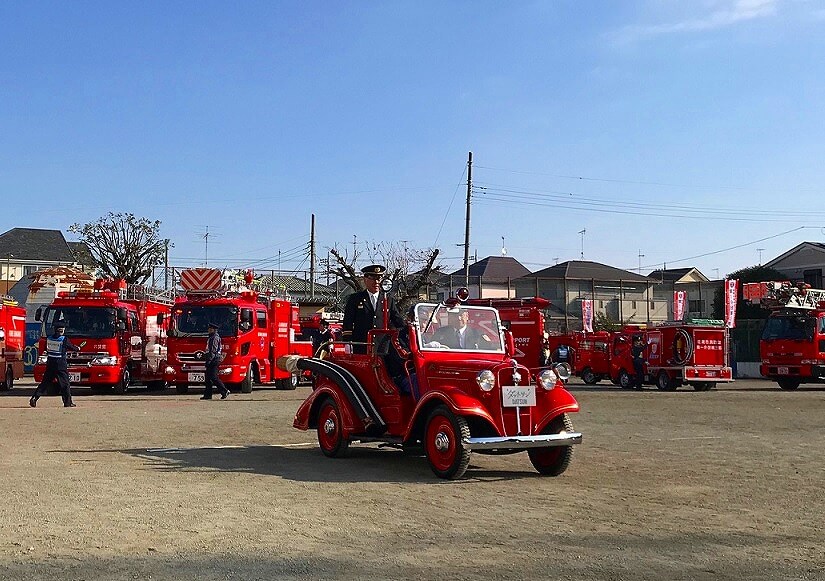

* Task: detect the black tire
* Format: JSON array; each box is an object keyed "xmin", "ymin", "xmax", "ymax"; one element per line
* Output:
[
  {"xmin": 617, "ymin": 369, "xmax": 632, "ymax": 389},
  {"xmin": 528, "ymin": 413, "xmax": 575, "ymax": 476},
  {"xmin": 113, "ymin": 369, "xmax": 130, "ymax": 395},
  {"xmin": 240, "ymin": 367, "xmax": 253, "ymax": 393},
  {"xmin": 692, "ymin": 382, "xmax": 714, "ymax": 391},
  {"xmin": 656, "ymin": 371, "xmax": 677, "ymax": 391},
  {"xmin": 581, "ymin": 367, "xmax": 598, "ymax": 385},
  {"xmin": 175, "ymin": 384, "xmax": 189, "ymax": 394},
  {"xmin": 777, "ymin": 378, "xmax": 800, "ymax": 391},
  {"xmin": 277, "ymin": 373, "xmax": 298, "ymax": 390},
  {"xmin": 1, "ymin": 367, "xmax": 12, "ymax": 391},
  {"xmin": 424, "ymin": 405, "xmax": 471, "ymax": 479},
  {"xmin": 317, "ymin": 398, "xmax": 350, "ymax": 458}
]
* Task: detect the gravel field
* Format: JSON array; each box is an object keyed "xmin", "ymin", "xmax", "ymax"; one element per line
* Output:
[{"xmin": 1, "ymin": 377, "xmax": 823, "ymax": 581}]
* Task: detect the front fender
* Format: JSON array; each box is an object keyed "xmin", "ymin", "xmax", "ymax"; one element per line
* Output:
[
  {"xmin": 535, "ymin": 387, "xmax": 580, "ymax": 433},
  {"xmin": 293, "ymin": 384, "xmax": 359, "ymax": 435},
  {"xmin": 405, "ymin": 388, "xmax": 497, "ymax": 438}
]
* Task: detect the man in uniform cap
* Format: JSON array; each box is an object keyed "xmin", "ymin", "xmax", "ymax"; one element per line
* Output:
[
  {"xmin": 201, "ymin": 322, "xmax": 229, "ymax": 400},
  {"xmin": 30, "ymin": 322, "xmax": 80, "ymax": 408},
  {"xmin": 342, "ymin": 264, "xmax": 405, "ymax": 354}
]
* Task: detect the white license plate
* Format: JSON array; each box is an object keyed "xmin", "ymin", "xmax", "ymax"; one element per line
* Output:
[
  {"xmin": 502, "ymin": 385, "xmax": 536, "ymax": 407},
  {"xmin": 69, "ymin": 372, "xmax": 81, "ymax": 383},
  {"xmin": 777, "ymin": 367, "xmax": 789, "ymax": 375},
  {"xmin": 188, "ymin": 372, "xmax": 205, "ymax": 383}
]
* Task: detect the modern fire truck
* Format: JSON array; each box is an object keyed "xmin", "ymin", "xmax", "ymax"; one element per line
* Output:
[
  {"xmin": 164, "ymin": 268, "xmax": 312, "ymax": 394},
  {"xmin": 609, "ymin": 321, "xmax": 733, "ymax": 390},
  {"xmin": 0, "ymin": 295, "xmax": 26, "ymax": 390},
  {"xmin": 744, "ymin": 280, "xmax": 825, "ymax": 390},
  {"xmin": 34, "ymin": 279, "xmax": 172, "ymax": 393}
]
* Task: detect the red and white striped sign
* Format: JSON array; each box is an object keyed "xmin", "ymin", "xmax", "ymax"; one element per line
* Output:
[
  {"xmin": 724, "ymin": 278, "xmax": 739, "ymax": 329},
  {"xmin": 673, "ymin": 290, "xmax": 686, "ymax": 321},
  {"xmin": 180, "ymin": 268, "xmax": 223, "ymax": 291},
  {"xmin": 581, "ymin": 299, "xmax": 593, "ymax": 333}
]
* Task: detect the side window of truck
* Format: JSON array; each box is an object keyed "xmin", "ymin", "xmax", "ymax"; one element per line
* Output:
[
  {"xmin": 819, "ymin": 317, "xmax": 825, "ymax": 334},
  {"xmin": 128, "ymin": 312, "xmax": 139, "ymax": 332},
  {"xmin": 257, "ymin": 310, "xmax": 267, "ymax": 329}
]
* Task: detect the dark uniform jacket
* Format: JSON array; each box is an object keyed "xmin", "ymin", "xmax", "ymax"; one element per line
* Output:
[
  {"xmin": 432, "ymin": 325, "xmax": 485, "ymax": 349},
  {"xmin": 342, "ymin": 289, "xmax": 405, "ymax": 351}
]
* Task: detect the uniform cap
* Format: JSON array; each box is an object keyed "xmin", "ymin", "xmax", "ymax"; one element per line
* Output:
[
  {"xmin": 207, "ymin": 322, "xmax": 219, "ymax": 329},
  {"xmin": 361, "ymin": 264, "xmax": 387, "ymax": 277},
  {"xmin": 54, "ymin": 322, "xmax": 66, "ymax": 329}
]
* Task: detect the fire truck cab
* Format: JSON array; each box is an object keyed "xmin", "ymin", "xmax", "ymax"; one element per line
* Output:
[
  {"xmin": 34, "ymin": 280, "xmax": 172, "ymax": 393},
  {"xmin": 164, "ymin": 268, "xmax": 312, "ymax": 394},
  {"xmin": 0, "ymin": 296, "xmax": 26, "ymax": 390},
  {"xmin": 745, "ymin": 281, "xmax": 825, "ymax": 390}
]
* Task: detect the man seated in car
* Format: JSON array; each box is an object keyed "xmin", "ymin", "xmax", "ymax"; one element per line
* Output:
[{"xmin": 432, "ymin": 308, "xmax": 486, "ymax": 349}]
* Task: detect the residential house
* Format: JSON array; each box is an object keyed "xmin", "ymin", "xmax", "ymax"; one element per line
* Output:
[
  {"xmin": 764, "ymin": 242, "xmax": 825, "ymax": 288},
  {"xmin": 439, "ymin": 256, "xmax": 531, "ymax": 300},
  {"xmin": 647, "ymin": 267, "xmax": 720, "ymax": 319},
  {"xmin": 0, "ymin": 228, "xmax": 93, "ymax": 294}
]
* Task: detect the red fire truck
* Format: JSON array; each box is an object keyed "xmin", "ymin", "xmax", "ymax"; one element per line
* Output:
[
  {"xmin": 34, "ymin": 279, "xmax": 172, "ymax": 393},
  {"xmin": 609, "ymin": 321, "xmax": 733, "ymax": 390},
  {"xmin": 744, "ymin": 281, "xmax": 825, "ymax": 390},
  {"xmin": 164, "ymin": 268, "xmax": 312, "ymax": 394},
  {"xmin": 0, "ymin": 295, "xmax": 26, "ymax": 390},
  {"xmin": 466, "ymin": 297, "xmax": 550, "ymax": 371}
]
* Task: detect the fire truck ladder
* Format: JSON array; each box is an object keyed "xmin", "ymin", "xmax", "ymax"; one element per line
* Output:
[
  {"xmin": 746, "ymin": 281, "xmax": 825, "ymax": 310},
  {"xmin": 123, "ymin": 285, "xmax": 176, "ymax": 306}
]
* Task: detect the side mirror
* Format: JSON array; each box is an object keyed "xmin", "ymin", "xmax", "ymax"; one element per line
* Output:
[
  {"xmin": 117, "ymin": 321, "xmax": 126, "ymax": 332},
  {"xmin": 35, "ymin": 307, "xmax": 43, "ymax": 322},
  {"xmin": 381, "ymin": 278, "xmax": 393, "ymax": 293}
]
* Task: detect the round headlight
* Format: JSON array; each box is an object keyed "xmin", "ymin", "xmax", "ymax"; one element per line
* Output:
[
  {"xmin": 539, "ymin": 369, "xmax": 557, "ymax": 391},
  {"xmin": 476, "ymin": 370, "xmax": 495, "ymax": 392},
  {"xmin": 554, "ymin": 362, "xmax": 572, "ymax": 381}
]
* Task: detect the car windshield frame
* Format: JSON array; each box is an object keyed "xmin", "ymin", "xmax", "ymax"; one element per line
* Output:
[
  {"xmin": 44, "ymin": 306, "xmax": 117, "ymax": 339},
  {"xmin": 171, "ymin": 305, "xmax": 239, "ymax": 337},
  {"xmin": 414, "ymin": 302, "xmax": 505, "ymax": 353},
  {"xmin": 761, "ymin": 314, "xmax": 816, "ymax": 341}
]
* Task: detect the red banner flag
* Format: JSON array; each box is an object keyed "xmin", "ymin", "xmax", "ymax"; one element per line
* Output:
[
  {"xmin": 673, "ymin": 290, "xmax": 687, "ymax": 321},
  {"xmin": 581, "ymin": 299, "xmax": 593, "ymax": 333},
  {"xmin": 724, "ymin": 279, "xmax": 739, "ymax": 328}
]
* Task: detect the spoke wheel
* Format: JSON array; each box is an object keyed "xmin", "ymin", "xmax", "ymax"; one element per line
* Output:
[
  {"xmin": 317, "ymin": 398, "xmax": 349, "ymax": 458},
  {"xmin": 581, "ymin": 367, "xmax": 598, "ymax": 385},
  {"xmin": 528, "ymin": 413, "xmax": 575, "ymax": 476},
  {"xmin": 424, "ymin": 405, "xmax": 471, "ymax": 480}
]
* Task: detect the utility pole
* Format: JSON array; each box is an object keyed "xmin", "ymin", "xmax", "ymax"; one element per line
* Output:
[
  {"xmin": 310, "ymin": 214, "xmax": 316, "ymax": 298},
  {"xmin": 757, "ymin": 248, "xmax": 765, "ymax": 265},
  {"xmin": 463, "ymin": 151, "xmax": 472, "ymax": 287},
  {"xmin": 164, "ymin": 240, "xmax": 170, "ymax": 290},
  {"xmin": 578, "ymin": 228, "xmax": 586, "ymax": 260},
  {"xmin": 352, "ymin": 234, "xmax": 357, "ymax": 267},
  {"xmin": 203, "ymin": 226, "xmax": 209, "ymax": 266},
  {"xmin": 638, "ymin": 250, "xmax": 645, "ymax": 274}
]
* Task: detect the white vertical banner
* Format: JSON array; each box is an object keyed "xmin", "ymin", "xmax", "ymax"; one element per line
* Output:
[
  {"xmin": 724, "ymin": 279, "xmax": 739, "ymax": 328},
  {"xmin": 673, "ymin": 290, "xmax": 686, "ymax": 321},
  {"xmin": 581, "ymin": 299, "xmax": 593, "ymax": 333}
]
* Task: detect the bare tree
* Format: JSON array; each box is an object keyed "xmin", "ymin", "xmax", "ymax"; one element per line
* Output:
[
  {"xmin": 328, "ymin": 241, "xmax": 442, "ymax": 312},
  {"xmin": 69, "ymin": 212, "xmax": 169, "ymax": 284}
]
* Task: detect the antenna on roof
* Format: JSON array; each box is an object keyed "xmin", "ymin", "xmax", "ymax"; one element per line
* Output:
[
  {"xmin": 578, "ymin": 229, "xmax": 586, "ymax": 259},
  {"xmin": 501, "ymin": 236, "xmax": 507, "ymax": 256}
]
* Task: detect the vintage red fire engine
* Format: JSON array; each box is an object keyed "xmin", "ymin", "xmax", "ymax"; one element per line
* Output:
[
  {"xmin": 0, "ymin": 295, "xmax": 26, "ymax": 390},
  {"xmin": 609, "ymin": 321, "xmax": 733, "ymax": 390},
  {"xmin": 744, "ymin": 280, "xmax": 825, "ymax": 390},
  {"xmin": 164, "ymin": 268, "xmax": 312, "ymax": 393},
  {"xmin": 34, "ymin": 279, "xmax": 172, "ymax": 393},
  {"xmin": 283, "ymin": 290, "xmax": 582, "ymax": 480}
]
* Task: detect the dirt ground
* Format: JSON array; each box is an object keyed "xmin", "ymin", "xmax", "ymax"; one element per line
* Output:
[{"xmin": 1, "ymin": 376, "xmax": 823, "ymax": 581}]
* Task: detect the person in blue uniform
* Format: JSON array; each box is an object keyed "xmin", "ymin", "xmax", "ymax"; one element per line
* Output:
[
  {"xmin": 201, "ymin": 322, "xmax": 229, "ymax": 400},
  {"xmin": 342, "ymin": 265, "xmax": 405, "ymax": 354},
  {"xmin": 30, "ymin": 322, "xmax": 80, "ymax": 408}
]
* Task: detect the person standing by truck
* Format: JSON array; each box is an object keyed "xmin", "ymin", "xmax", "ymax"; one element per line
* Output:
[
  {"xmin": 29, "ymin": 322, "xmax": 80, "ymax": 408},
  {"xmin": 201, "ymin": 322, "xmax": 229, "ymax": 400},
  {"xmin": 631, "ymin": 335, "xmax": 647, "ymax": 390},
  {"xmin": 342, "ymin": 265, "xmax": 404, "ymax": 354}
]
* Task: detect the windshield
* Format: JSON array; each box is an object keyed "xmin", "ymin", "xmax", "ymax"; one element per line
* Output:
[
  {"xmin": 171, "ymin": 306, "xmax": 238, "ymax": 337},
  {"xmin": 415, "ymin": 303, "xmax": 504, "ymax": 352},
  {"xmin": 44, "ymin": 307, "xmax": 117, "ymax": 339},
  {"xmin": 761, "ymin": 315, "xmax": 816, "ymax": 341}
]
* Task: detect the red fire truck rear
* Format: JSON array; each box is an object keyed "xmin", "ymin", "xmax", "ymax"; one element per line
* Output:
[
  {"xmin": 609, "ymin": 321, "xmax": 733, "ymax": 390},
  {"xmin": 33, "ymin": 279, "xmax": 172, "ymax": 393},
  {"xmin": 0, "ymin": 295, "xmax": 26, "ymax": 390},
  {"xmin": 744, "ymin": 280, "xmax": 825, "ymax": 390},
  {"xmin": 164, "ymin": 268, "xmax": 312, "ymax": 394}
]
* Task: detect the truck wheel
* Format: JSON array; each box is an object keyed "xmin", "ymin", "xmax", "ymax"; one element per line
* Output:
[
  {"xmin": 240, "ymin": 368, "xmax": 253, "ymax": 393},
  {"xmin": 317, "ymin": 398, "xmax": 349, "ymax": 458},
  {"xmin": 691, "ymin": 382, "xmax": 714, "ymax": 391},
  {"xmin": 777, "ymin": 378, "xmax": 800, "ymax": 390},
  {"xmin": 581, "ymin": 367, "xmax": 598, "ymax": 385},
  {"xmin": 656, "ymin": 371, "xmax": 677, "ymax": 391},
  {"xmin": 1, "ymin": 367, "xmax": 12, "ymax": 391},
  {"xmin": 528, "ymin": 413, "xmax": 575, "ymax": 476},
  {"xmin": 113, "ymin": 369, "xmax": 130, "ymax": 395},
  {"xmin": 277, "ymin": 374, "xmax": 298, "ymax": 391},
  {"xmin": 617, "ymin": 370, "xmax": 632, "ymax": 389},
  {"xmin": 424, "ymin": 405, "xmax": 471, "ymax": 480},
  {"xmin": 175, "ymin": 384, "xmax": 189, "ymax": 394}
]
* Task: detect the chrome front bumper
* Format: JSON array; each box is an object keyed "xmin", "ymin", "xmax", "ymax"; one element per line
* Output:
[{"xmin": 463, "ymin": 432, "xmax": 582, "ymax": 451}]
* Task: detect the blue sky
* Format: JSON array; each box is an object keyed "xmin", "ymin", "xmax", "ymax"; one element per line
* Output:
[{"xmin": 3, "ymin": 0, "xmax": 825, "ymax": 279}]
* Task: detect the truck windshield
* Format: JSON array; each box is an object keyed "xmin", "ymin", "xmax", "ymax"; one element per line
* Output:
[
  {"xmin": 44, "ymin": 307, "xmax": 117, "ymax": 339},
  {"xmin": 171, "ymin": 306, "xmax": 238, "ymax": 337},
  {"xmin": 761, "ymin": 315, "xmax": 816, "ymax": 341},
  {"xmin": 415, "ymin": 303, "xmax": 504, "ymax": 352}
]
